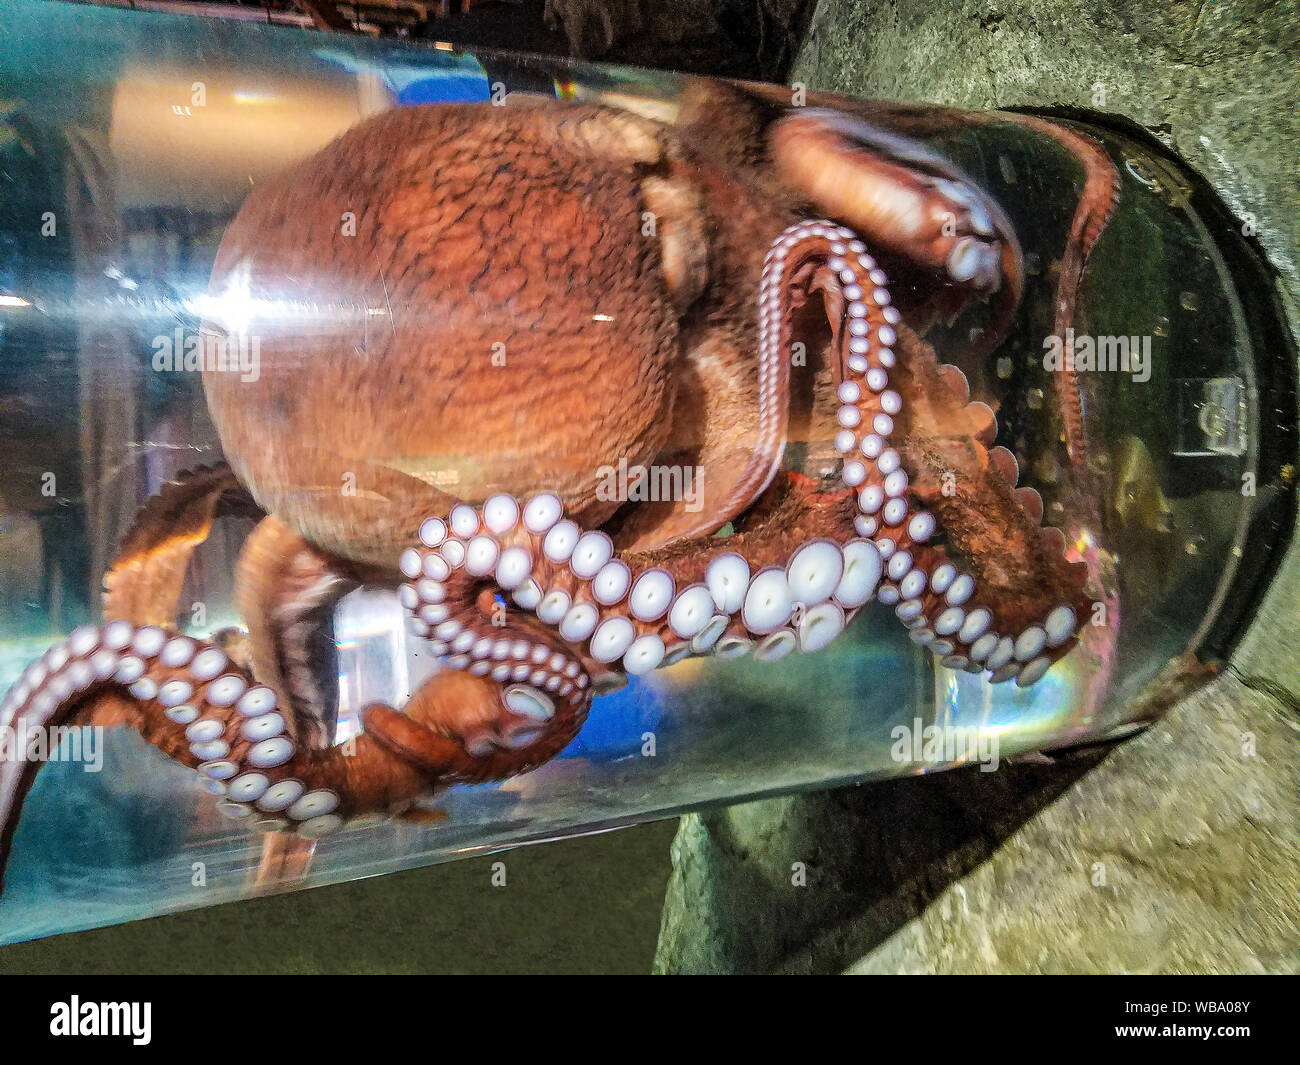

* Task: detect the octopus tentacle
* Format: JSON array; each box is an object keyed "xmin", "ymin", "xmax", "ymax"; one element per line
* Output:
[
  {"xmin": 0, "ymin": 615, "xmax": 589, "ymax": 883},
  {"xmin": 398, "ymin": 222, "xmax": 1088, "ymax": 688},
  {"xmin": 767, "ymin": 103, "xmax": 1123, "ymax": 477},
  {"xmin": 769, "ymin": 110, "xmax": 1023, "ymax": 304},
  {"xmin": 234, "ymin": 516, "xmax": 358, "ymax": 747},
  {"xmin": 103, "ymin": 463, "xmax": 256, "ymax": 626},
  {"xmin": 88, "ymin": 467, "xmax": 336, "ymax": 890},
  {"xmin": 406, "ymin": 502, "xmax": 857, "ymax": 674},
  {"xmin": 793, "ymin": 218, "xmax": 1092, "ymax": 682},
  {"xmin": 1006, "ymin": 113, "xmax": 1121, "ymax": 468},
  {"xmin": 766, "ymin": 219, "xmax": 1089, "ymax": 679}
]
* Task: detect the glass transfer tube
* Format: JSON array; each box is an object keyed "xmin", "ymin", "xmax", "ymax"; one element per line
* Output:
[{"xmin": 0, "ymin": 0, "xmax": 1293, "ymax": 943}]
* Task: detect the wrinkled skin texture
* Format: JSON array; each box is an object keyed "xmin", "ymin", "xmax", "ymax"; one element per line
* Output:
[
  {"xmin": 0, "ymin": 83, "xmax": 1116, "ymax": 884},
  {"xmin": 205, "ymin": 98, "xmax": 793, "ymax": 563}
]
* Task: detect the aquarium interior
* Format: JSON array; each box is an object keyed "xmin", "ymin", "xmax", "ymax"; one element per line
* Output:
[{"xmin": 0, "ymin": 0, "xmax": 1270, "ymax": 942}]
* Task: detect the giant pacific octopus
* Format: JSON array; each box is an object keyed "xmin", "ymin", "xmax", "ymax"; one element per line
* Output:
[{"xmin": 0, "ymin": 82, "xmax": 1118, "ymax": 868}]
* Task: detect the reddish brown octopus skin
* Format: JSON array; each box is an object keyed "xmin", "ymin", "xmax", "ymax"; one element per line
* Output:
[
  {"xmin": 202, "ymin": 100, "xmax": 794, "ymax": 565},
  {"xmin": 0, "ymin": 87, "xmax": 1113, "ymax": 875}
]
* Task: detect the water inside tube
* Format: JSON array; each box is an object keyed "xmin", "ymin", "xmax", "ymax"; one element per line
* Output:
[{"xmin": 0, "ymin": 0, "xmax": 1260, "ymax": 943}]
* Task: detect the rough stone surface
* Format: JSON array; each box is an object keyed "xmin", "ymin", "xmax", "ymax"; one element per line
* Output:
[
  {"xmin": 656, "ymin": 673, "xmax": 1299, "ymax": 974},
  {"xmin": 845, "ymin": 675, "xmax": 1299, "ymax": 974},
  {"xmin": 1232, "ymin": 522, "xmax": 1300, "ymax": 703},
  {"xmin": 655, "ymin": 0, "xmax": 1299, "ymax": 975}
]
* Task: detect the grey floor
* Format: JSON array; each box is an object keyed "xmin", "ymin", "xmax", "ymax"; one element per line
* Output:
[{"xmin": 0, "ymin": 819, "xmax": 679, "ymax": 974}]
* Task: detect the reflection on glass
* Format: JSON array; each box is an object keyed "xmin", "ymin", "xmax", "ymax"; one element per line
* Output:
[{"xmin": 0, "ymin": 0, "xmax": 1282, "ymax": 945}]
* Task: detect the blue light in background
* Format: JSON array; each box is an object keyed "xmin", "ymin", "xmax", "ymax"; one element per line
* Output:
[
  {"xmin": 313, "ymin": 47, "xmax": 491, "ymax": 107},
  {"xmin": 560, "ymin": 676, "xmax": 663, "ymax": 760}
]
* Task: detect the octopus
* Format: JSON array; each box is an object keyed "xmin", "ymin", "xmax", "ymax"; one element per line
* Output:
[{"xmin": 0, "ymin": 82, "xmax": 1119, "ymax": 878}]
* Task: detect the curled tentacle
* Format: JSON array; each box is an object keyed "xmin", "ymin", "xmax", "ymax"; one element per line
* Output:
[
  {"xmin": 234, "ymin": 515, "xmax": 360, "ymax": 747},
  {"xmin": 103, "ymin": 463, "xmax": 257, "ymax": 626},
  {"xmin": 397, "ymin": 223, "xmax": 1090, "ymax": 688},
  {"xmin": 769, "ymin": 110, "xmax": 1023, "ymax": 309},
  {"xmin": 1006, "ymin": 113, "xmax": 1122, "ymax": 468},
  {"xmin": 399, "ymin": 477, "xmax": 878, "ymax": 686},
  {"xmin": 786, "ymin": 219, "xmax": 1093, "ymax": 683},
  {"xmin": 0, "ymin": 616, "xmax": 591, "ymax": 889}
]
